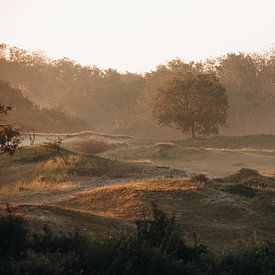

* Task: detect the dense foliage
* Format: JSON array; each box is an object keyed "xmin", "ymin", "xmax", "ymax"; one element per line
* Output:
[
  {"xmin": 152, "ymin": 73, "xmax": 228, "ymax": 137},
  {"xmin": 0, "ymin": 44, "xmax": 144, "ymax": 134},
  {"xmin": 0, "ymin": 44, "xmax": 275, "ymax": 137},
  {"xmin": 0, "ymin": 103, "xmax": 20, "ymax": 155},
  {"xmin": 0, "ymin": 205, "xmax": 274, "ymax": 275}
]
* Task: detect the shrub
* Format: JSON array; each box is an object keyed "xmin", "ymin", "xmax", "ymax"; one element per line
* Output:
[
  {"xmin": 0, "ymin": 204, "xmax": 275, "ymax": 274},
  {"xmin": 0, "ymin": 205, "xmax": 27, "ymax": 257}
]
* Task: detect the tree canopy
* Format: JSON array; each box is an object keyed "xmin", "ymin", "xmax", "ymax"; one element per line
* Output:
[
  {"xmin": 1, "ymin": 44, "xmax": 275, "ymax": 137},
  {"xmin": 152, "ymin": 73, "xmax": 229, "ymax": 138}
]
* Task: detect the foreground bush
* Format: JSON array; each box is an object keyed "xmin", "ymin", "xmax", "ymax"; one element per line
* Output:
[{"xmin": 0, "ymin": 205, "xmax": 274, "ymax": 274}]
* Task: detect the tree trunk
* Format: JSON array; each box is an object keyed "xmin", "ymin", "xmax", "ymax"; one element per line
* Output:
[{"xmin": 191, "ymin": 125, "xmax": 196, "ymax": 138}]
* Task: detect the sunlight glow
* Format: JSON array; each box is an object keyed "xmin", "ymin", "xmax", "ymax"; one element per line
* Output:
[{"xmin": 0, "ymin": 0, "xmax": 275, "ymax": 72}]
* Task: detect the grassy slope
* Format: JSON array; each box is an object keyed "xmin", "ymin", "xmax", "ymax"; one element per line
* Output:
[
  {"xmin": 59, "ymin": 172, "xmax": 275, "ymax": 249},
  {"xmin": 101, "ymin": 134, "xmax": 275, "ymax": 160},
  {"xmin": 2, "ymin": 135, "xmax": 275, "ymax": 250},
  {"xmin": 100, "ymin": 135, "xmax": 275, "ymax": 177},
  {"xmin": 0, "ymin": 144, "xmax": 185, "ymax": 194}
]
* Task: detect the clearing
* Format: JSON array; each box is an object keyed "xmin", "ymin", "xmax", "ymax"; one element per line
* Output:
[{"xmin": 1, "ymin": 133, "xmax": 275, "ymax": 249}]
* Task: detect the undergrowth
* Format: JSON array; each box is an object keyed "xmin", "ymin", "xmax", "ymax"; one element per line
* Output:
[{"xmin": 0, "ymin": 205, "xmax": 274, "ymax": 274}]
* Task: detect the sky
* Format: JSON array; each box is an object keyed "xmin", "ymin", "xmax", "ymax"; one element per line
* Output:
[{"xmin": 0, "ymin": 0, "xmax": 274, "ymax": 72}]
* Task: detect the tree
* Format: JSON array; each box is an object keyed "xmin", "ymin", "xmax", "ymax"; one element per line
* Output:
[
  {"xmin": 152, "ymin": 73, "xmax": 229, "ymax": 138},
  {"xmin": 217, "ymin": 53, "xmax": 262, "ymax": 135},
  {"xmin": 0, "ymin": 104, "xmax": 20, "ymax": 155}
]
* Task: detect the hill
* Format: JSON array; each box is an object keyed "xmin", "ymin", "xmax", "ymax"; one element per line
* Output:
[
  {"xmin": 1, "ymin": 136, "xmax": 275, "ymax": 250},
  {"xmin": 58, "ymin": 170, "xmax": 275, "ymax": 249},
  {"xmin": 0, "ymin": 80, "xmax": 87, "ymax": 133}
]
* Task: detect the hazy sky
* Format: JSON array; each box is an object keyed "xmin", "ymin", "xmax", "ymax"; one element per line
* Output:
[{"xmin": 1, "ymin": 0, "xmax": 274, "ymax": 72}]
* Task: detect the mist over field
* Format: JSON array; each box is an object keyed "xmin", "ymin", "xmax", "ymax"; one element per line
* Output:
[
  {"xmin": 1, "ymin": 0, "xmax": 275, "ymax": 274},
  {"xmin": 1, "ymin": 44, "xmax": 275, "ymax": 137}
]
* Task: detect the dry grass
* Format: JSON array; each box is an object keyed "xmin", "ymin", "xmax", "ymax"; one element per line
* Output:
[
  {"xmin": 58, "ymin": 174, "xmax": 275, "ymax": 249},
  {"xmin": 0, "ymin": 204, "xmax": 134, "ymax": 237},
  {"xmin": 71, "ymin": 139, "xmax": 112, "ymax": 155},
  {"xmin": 2, "ymin": 138, "xmax": 275, "ymax": 249},
  {"xmin": 175, "ymin": 134, "xmax": 275, "ymax": 150},
  {"xmin": 32, "ymin": 147, "xmax": 167, "ymax": 181},
  {"xmin": 60, "ymin": 178, "xmax": 203, "ymax": 220},
  {"xmin": 222, "ymin": 184, "xmax": 258, "ymax": 198},
  {"xmin": 0, "ymin": 145, "xmax": 55, "ymax": 167},
  {"xmin": 218, "ymin": 168, "xmax": 275, "ymax": 191},
  {"xmin": 100, "ymin": 138, "xmax": 275, "ymax": 178},
  {"xmin": 100, "ymin": 142, "xmax": 202, "ymax": 160},
  {"xmin": 0, "ymin": 178, "xmax": 75, "ymax": 194},
  {"xmin": 0, "ymin": 144, "xmax": 186, "ymax": 196},
  {"xmin": 0, "ymin": 153, "xmax": 141, "ymax": 194},
  {"xmin": 36, "ymin": 154, "xmax": 161, "ymax": 179}
]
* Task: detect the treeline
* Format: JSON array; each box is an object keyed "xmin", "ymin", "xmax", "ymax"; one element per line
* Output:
[
  {"xmin": 0, "ymin": 44, "xmax": 274, "ymax": 136},
  {"xmin": 142, "ymin": 53, "xmax": 275, "ymax": 136}
]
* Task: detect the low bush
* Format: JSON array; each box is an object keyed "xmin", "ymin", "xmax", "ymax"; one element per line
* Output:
[{"xmin": 0, "ymin": 205, "xmax": 27, "ymax": 258}]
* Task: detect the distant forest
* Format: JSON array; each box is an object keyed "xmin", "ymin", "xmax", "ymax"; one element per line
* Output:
[{"xmin": 0, "ymin": 43, "xmax": 274, "ymax": 137}]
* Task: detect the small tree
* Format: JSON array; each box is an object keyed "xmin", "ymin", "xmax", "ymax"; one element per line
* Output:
[
  {"xmin": 152, "ymin": 73, "xmax": 229, "ymax": 138},
  {"xmin": 0, "ymin": 104, "xmax": 20, "ymax": 155}
]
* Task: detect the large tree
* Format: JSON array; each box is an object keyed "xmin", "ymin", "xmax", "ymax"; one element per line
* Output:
[{"xmin": 152, "ymin": 73, "xmax": 228, "ymax": 138}]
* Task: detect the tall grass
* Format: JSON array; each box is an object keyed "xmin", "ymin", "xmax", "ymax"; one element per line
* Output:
[{"xmin": 0, "ymin": 148, "xmax": 144, "ymax": 195}]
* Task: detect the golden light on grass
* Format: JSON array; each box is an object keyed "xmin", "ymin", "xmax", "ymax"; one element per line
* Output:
[{"xmin": 59, "ymin": 177, "xmax": 202, "ymax": 220}]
